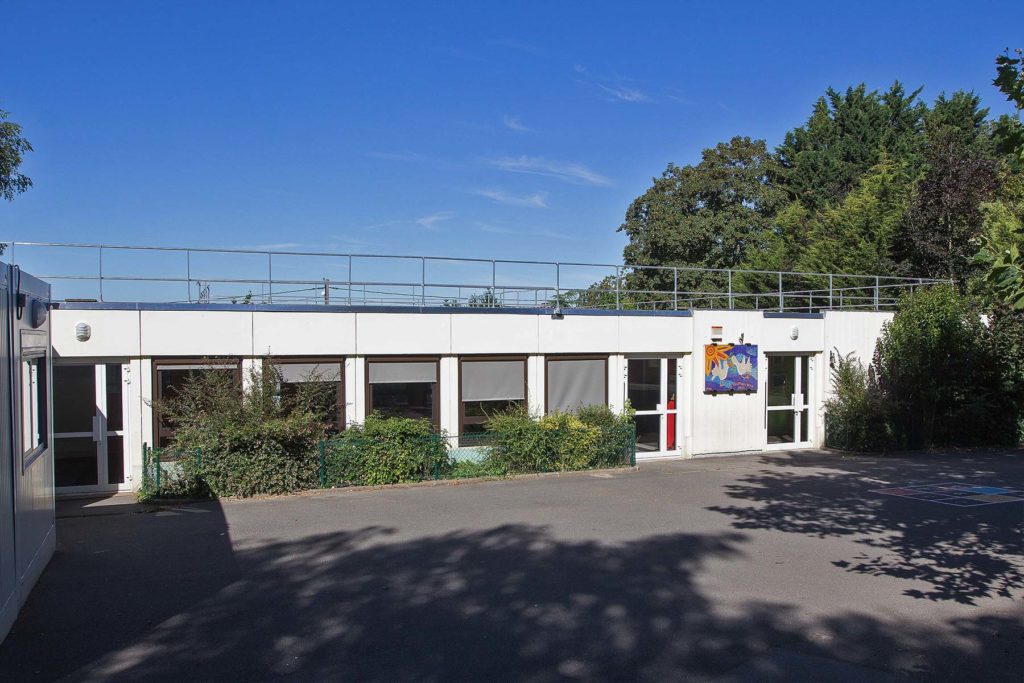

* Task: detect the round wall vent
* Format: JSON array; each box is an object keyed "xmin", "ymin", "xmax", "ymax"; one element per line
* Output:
[{"xmin": 75, "ymin": 322, "xmax": 92, "ymax": 342}]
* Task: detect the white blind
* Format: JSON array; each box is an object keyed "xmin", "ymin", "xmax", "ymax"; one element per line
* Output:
[
  {"xmin": 368, "ymin": 361, "xmax": 437, "ymax": 384},
  {"xmin": 547, "ymin": 359, "xmax": 606, "ymax": 412},
  {"xmin": 278, "ymin": 362, "xmax": 341, "ymax": 383},
  {"xmin": 462, "ymin": 360, "xmax": 525, "ymax": 402}
]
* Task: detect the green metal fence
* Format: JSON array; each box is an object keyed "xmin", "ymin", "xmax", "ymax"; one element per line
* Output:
[
  {"xmin": 141, "ymin": 443, "xmax": 203, "ymax": 498},
  {"xmin": 140, "ymin": 423, "xmax": 636, "ymax": 499}
]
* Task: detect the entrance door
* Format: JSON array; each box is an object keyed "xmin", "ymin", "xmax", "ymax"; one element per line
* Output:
[
  {"xmin": 765, "ymin": 355, "xmax": 813, "ymax": 447},
  {"xmin": 53, "ymin": 363, "xmax": 131, "ymax": 493},
  {"xmin": 627, "ymin": 357, "xmax": 682, "ymax": 456}
]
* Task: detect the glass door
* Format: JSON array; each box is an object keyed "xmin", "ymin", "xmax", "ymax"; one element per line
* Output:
[
  {"xmin": 627, "ymin": 357, "xmax": 682, "ymax": 456},
  {"xmin": 765, "ymin": 355, "xmax": 812, "ymax": 447},
  {"xmin": 53, "ymin": 363, "xmax": 131, "ymax": 492}
]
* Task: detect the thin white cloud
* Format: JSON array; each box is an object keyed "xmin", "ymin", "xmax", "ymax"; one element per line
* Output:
[
  {"xmin": 486, "ymin": 156, "xmax": 612, "ymax": 187},
  {"xmin": 574, "ymin": 64, "xmax": 652, "ymax": 103},
  {"xmin": 476, "ymin": 221, "xmax": 577, "ymax": 242},
  {"xmin": 597, "ymin": 83, "xmax": 650, "ymax": 103},
  {"xmin": 502, "ymin": 115, "xmax": 533, "ymax": 132},
  {"xmin": 416, "ymin": 211, "xmax": 456, "ymax": 230},
  {"xmin": 475, "ymin": 188, "xmax": 549, "ymax": 208}
]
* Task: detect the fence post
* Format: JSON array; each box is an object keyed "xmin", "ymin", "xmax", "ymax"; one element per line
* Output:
[
  {"xmin": 615, "ymin": 266, "xmax": 620, "ymax": 310},
  {"xmin": 267, "ymin": 252, "xmax": 273, "ymax": 304},
  {"xmin": 728, "ymin": 270, "xmax": 733, "ymax": 310},
  {"xmin": 673, "ymin": 268, "xmax": 678, "ymax": 311},
  {"xmin": 778, "ymin": 272, "xmax": 784, "ymax": 312},
  {"xmin": 828, "ymin": 274, "xmax": 833, "ymax": 310},
  {"xmin": 630, "ymin": 423, "xmax": 636, "ymax": 467},
  {"xmin": 874, "ymin": 276, "xmax": 880, "ymax": 311},
  {"xmin": 555, "ymin": 263, "xmax": 561, "ymax": 307},
  {"xmin": 98, "ymin": 245, "xmax": 104, "ymax": 302},
  {"xmin": 142, "ymin": 443, "xmax": 149, "ymax": 492},
  {"xmin": 319, "ymin": 440, "xmax": 326, "ymax": 488}
]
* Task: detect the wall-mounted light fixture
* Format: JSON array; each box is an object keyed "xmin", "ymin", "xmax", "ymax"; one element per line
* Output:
[{"xmin": 790, "ymin": 325, "xmax": 799, "ymax": 340}]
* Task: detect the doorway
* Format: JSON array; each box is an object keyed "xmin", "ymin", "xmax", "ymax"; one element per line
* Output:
[
  {"xmin": 53, "ymin": 363, "xmax": 132, "ymax": 493},
  {"xmin": 765, "ymin": 354, "xmax": 813, "ymax": 448},
  {"xmin": 627, "ymin": 357, "xmax": 682, "ymax": 456}
]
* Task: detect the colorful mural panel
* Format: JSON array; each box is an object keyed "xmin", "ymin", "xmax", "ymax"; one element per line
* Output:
[{"xmin": 704, "ymin": 344, "xmax": 758, "ymax": 393}]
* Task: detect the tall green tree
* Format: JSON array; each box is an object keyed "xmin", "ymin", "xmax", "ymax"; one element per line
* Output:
[
  {"xmin": 775, "ymin": 83, "xmax": 925, "ymax": 210},
  {"xmin": 618, "ymin": 136, "xmax": 784, "ymax": 295},
  {"xmin": 797, "ymin": 157, "xmax": 913, "ymax": 275},
  {"xmin": 895, "ymin": 131, "xmax": 1000, "ymax": 283}
]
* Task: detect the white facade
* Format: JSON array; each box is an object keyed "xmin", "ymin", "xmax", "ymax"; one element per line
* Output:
[{"xmin": 49, "ymin": 304, "xmax": 891, "ymax": 494}]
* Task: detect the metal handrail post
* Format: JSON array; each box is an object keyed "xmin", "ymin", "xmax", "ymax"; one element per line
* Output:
[
  {"xmin": 98, "ymin": 246, "xmax": 104, "ymax": 302},
  {"xmin": 491, "ymin": 259, "xmax": 496, "ymax": 295},
  {"xmin": 828, "ymin": 274, "xmax": 833, "ymax": 310},
  {"xmin": 421, "ymin": 257, "xmax": 426, "ymax": 307},
  {"xmin": 874, "ymin": 276, "xmax": 879, "ymax": 311},
  {"xmin": 555, "ymin": 263, "xmax": 560, "ymax": 306},
  {"xmin": 778, "ymin": 272, "xmax": 784, "ymax": 312},
  {"xmin": 347, "ymin": 255, "xmax": 353, "ymax": 306},
  {"xmin": 267, "ymin": 252, "xmax": 273, "ymax": 303},
  {"xmin": 186, "ymin": 250, "xmax": 192, "ymax": 303},
  {"xmin": 727, "ymin": 269, "xmax": 733, "ymax": 310},
  {"xmin": 615, "ymin": 266, "xmax": 620, "ymax": 310},
  {"xmin": 673, "ymin": 268, "xmax": 678, "ymax": 311}
]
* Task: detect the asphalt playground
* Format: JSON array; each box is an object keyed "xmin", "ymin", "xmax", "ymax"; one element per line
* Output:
[{"xmin": 0, "ymin": 448, "xmax": 1021, "ymax": 681}]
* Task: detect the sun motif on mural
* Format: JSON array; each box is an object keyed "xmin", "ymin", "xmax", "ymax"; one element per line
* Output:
[{"xmin": 704, "ymin": 344, "xmax": 733, "ymax": 376}]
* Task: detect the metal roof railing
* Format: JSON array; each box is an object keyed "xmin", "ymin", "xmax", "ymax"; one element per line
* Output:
[{"xmin": 0, "ymin": 240, "xmax": 948, "ymax": 312}]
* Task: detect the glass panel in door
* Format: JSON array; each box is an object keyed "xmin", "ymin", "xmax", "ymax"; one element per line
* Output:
[{"xmin": 627, "ymin": 358, "xmax": 682, "ymax": 455}]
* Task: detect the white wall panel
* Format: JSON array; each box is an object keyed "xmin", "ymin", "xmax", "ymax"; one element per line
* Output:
[
  {"xmin": 451, "ymin": 314, "xmax": 539, "ymax": 354},
  {"xmin": 356, "ymin": 313, "xmax": 451, "ymax": 355},
  {"xmin": 618, "ymin": 316, "xmax": 693, "ymax": 353},
  {"xmin": 140, "ymin": 311, "xmax": 253, "ymax": 356},
  {"xmin": 51, "ymin": 309, "xmax": 141, "ymax": 358},
  {"xmin": 538, "ymin": 316, "xmax": 619, "ymax": 353},
  {"xmin": 253, "ymin": 312, "xmax": 356, "ymax": 356}
]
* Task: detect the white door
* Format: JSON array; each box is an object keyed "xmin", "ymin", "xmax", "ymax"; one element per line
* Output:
[
  {"xmin": 53, "ymin": 363, "xmax": 132, "ymax": 493},
  {"xmin": 765, "ymin": 354, "xmax": 813, "ymax": 448},
  {"xmin": 627, "ymin": 357, "xmax": 682, "ymax": 456}
]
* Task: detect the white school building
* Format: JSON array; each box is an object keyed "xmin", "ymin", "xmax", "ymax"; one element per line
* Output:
[{"xmin": 0, "ymin": 240, "xmax": 936, "ymax": 498}]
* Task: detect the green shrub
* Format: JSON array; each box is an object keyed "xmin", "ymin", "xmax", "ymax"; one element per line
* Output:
[
  {"xmin": 826, "ymin": 285, "xmax": 1022, "ymax": 452},
  {"xmin": 147, "ymin": 360, "xmax": 332, "ymax": 499},
  {"xmin": 874, "ymin": 284, "xmax": 1015, "ymax": 448},
  {"xmin": 823, "ymin": 351, "xmax": 894, "ymax": 451},
  {"xmin": 323, "ymin": 414, "xmax": 448, "ymax": 486},
  {"xmin": 484, "ymin": 405, "xmax": 634, "ymax": 473}
]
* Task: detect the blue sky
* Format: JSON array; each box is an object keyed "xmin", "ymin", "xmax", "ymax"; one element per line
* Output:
[{"xmin": 1, "ymin": 1, "xmax": 1020, "ymax": 268}]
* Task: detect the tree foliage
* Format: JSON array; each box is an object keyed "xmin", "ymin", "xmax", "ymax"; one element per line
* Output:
[
  {"xmin": 0, "ymin": 108, "xmax": 32, "ymax": 202},
  {"xmin": 618, "ymin": 136, "xmax": 784, "ymax": 294}
]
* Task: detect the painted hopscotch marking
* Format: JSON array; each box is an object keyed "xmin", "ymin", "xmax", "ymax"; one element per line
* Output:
[{"xmin": 872, "ymin": 481, "xmax": 1024, "ymax": 507}]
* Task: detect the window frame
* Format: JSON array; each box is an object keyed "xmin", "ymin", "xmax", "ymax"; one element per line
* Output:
[
  {"xmin": 20, "ymin": 350, "xmax": 48, "ymax": 468},
  {"xmin": 544, "ymin": 354, "xmax": 609, "ymax": 414},
  {"xmin": 264, "ymin": 356, "xmax": 346, "ymax": 432},
  {"xmin": 364, "ymin": 356, "xmax": 441, "ymax": 430},
  {"xmin": 151, "ymin": 358, "xmax": 243, "ymax": 448},
  {"xmin": 458, "ymin": 355, "xmax": 528, "ymax": 436}
]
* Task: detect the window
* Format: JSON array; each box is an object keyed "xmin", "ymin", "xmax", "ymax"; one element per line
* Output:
[
  {"xmin": 545, "ymin": 356, "xmax": 607, "ymax": 413},
  {"xmin": 153, "ymin": 360, "xmax": 241, "ymax": 447},
  {"xmin": 270, "ymin": 359, "xmax": 345, "ymax": 433},
  {"xmin": 21, "ymin": 354, "xmax": 47, "ymax": 461},
  {"xmin": 460, "ymin": 357, "xmax": 526, "ymax": 435},
  {"xmin": 366, "ymin": 358, "xmax": 439, "ymax": 427}
]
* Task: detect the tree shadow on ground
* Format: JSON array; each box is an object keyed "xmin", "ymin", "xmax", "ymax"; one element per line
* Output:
[
  {"xmin": 10, "ymin": 516, "xmax": 1019, "ymax": 681},
  {"xmin": 707, "ymin": 449, "xmax": 1024, "ymax": 605}
]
